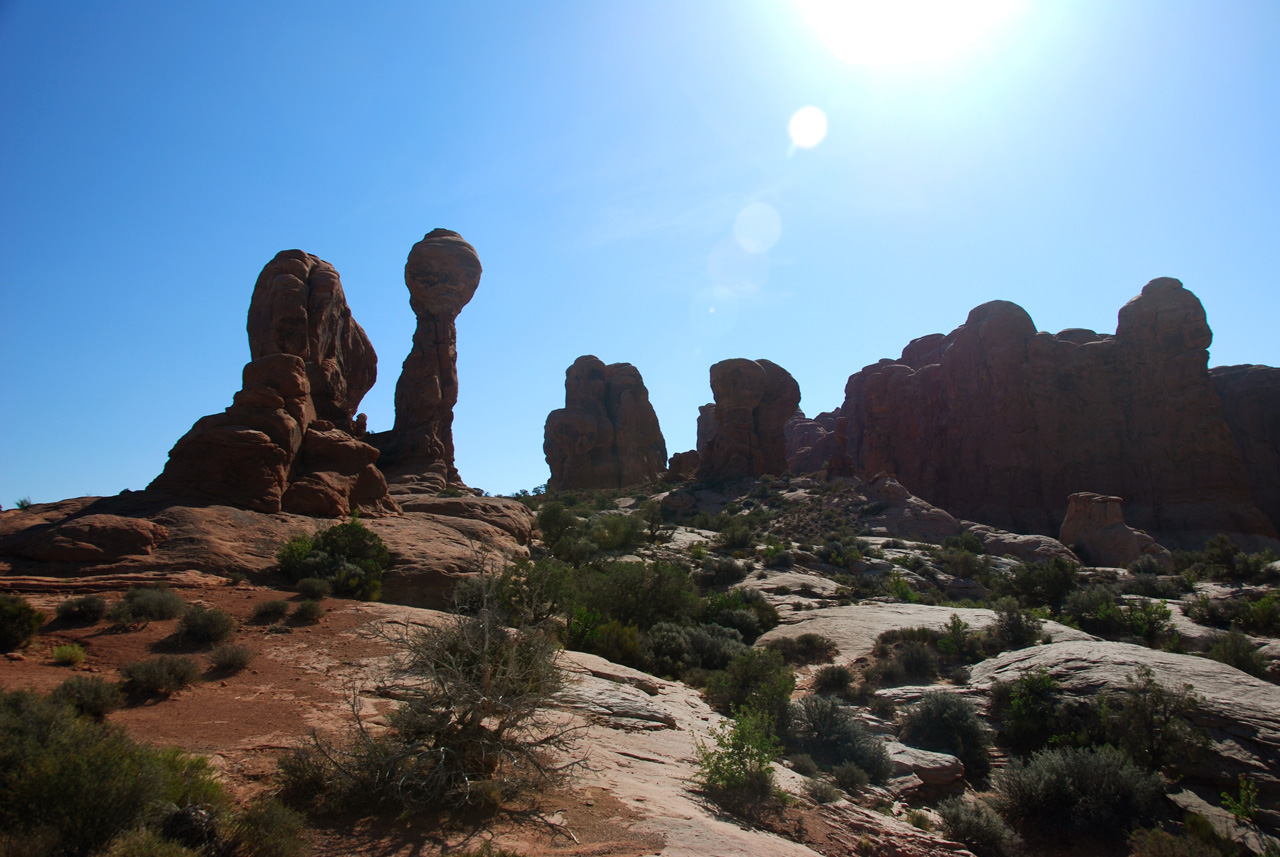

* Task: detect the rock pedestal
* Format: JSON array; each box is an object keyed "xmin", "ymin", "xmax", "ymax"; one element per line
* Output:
[
  {"xmin": 1058, "ymin": 492, "xmax": 1172, "ymax": 569},
  {"xmin": 697, "ymin": 359, "xmax": 801, "ymax": 480},
  {"xmin": 543, "ymin": 356, "xmax": 667, "ymax": 491}
]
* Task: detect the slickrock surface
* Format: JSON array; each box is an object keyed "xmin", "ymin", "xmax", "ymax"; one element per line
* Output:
[
  {"xmin": 698, "ymin": 358, "xmax": 801, "ymax": 480},
  {"xmin": 839, "ymin": 278, "xmax": 1277, "ymax": 549},
  {"xmin": 369, "ymin": 229, "xmax": 482, "ymax": 493},
  {"xmin": 151, "ymin": 251, "xmax": 395, "ymax": 517},
  {"xmin": 544, "ymin": 355, "xmax": 667, "ymax": 491}
]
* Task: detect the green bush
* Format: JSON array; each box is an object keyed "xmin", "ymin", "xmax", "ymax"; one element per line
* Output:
[
  {"xmin": 252, "ymin": 599, "xmax": 291, "ymax": 623},
  {"xmin": 1174, "ymin": 535, "xmax": 1278, "ymax": 583},
  {"xmin": 988, "ymin": 668, "xmax": 1061, "ymax": 756},
  {"xmin": 1122, "ymin": 572, "xmax": 1187, "ymax": 599},
  {"xmin": 50, "ymin": 675, "xmax": 123, "ymax": 721},
  {"xmin": 0, "ymin": 689, "xmax": 228, "ymax": 856},
  {"xmin": 52, "ymin": 643, "xmax": 86, "ymax": 666},
  {"xmin": 0, "ymin": 594, "xmax": 44, "ymax": 652},
  {"xmin": 990, "ymin": 597, "xmax": 1043, "ymax": 650},
  {"xmin": 176, "ymin": 605, "xmax": 235, "ymax": 646},
  {"xmin": 646, "ymin": 622, "xmax": 748, "ymax": 677},
  {"xmin": 109, "ymin": 586, "xmax": 185, "ymax": 626},
  {"xmin": 208, "ymin": 643, "xmax": 254, "ymax": 673},
  {"xmin": 694, "ymin": 706, "xmax": 780, "ymax": 805},
  {"xmin": 1111, "ymin": 666, "xmax": 1206, "ymax": 774},
  {"xmin": 786, "ymin": 695, "xmax": 893, "ymax": 783},
  {"xmin": 588, "ymin": 512, "xmax": 645, "ymax": 552},
  {"xmin": 993, "ymin": 557, "xmax": 1080, "ymax": 612},
  {"xmin": 276, "ymin": 517, "xmax": 388, "ymax": 600},
  {"xmin": 1205, "ymin": 629, "xmax": 1268, "ymax": 678},
  {"xmin": 120, "ymin": 655, "xmax": 201, "ymax": 697},
  {"xmin": 705, "ymin": 648, "xmax": 795, "ymax": 729},
  {"xmin": 937, "ymin": 796, "xmax": 1021, "ymax": 857},
  {"xmin": 1186, "ymin": 592, "xmax": 1280, "ymax": 636},
  {"xmin": 101, "ymin": 828, "xmax": 201, "ymax": 856},
  {"xmin": 698, "ymin": 556, "xmax": 749, "ymax": 585},
  {"xmin": 700, "ymin": 587, "xmax": 778, "ymax": 643},
  {"xmin": 229, "ymin": 798, "xmax": 307, "ymax": 857},
  {"xmin": 575, "ymin": 560, "xmax": 699, "ymax": 631},
  {"xmin": 943, "ymin": 532, "xmax": 986, "ymax": 555},
  {"xmin": 805, "ymin": 777, "xmax": 842, "ymax": 804},
  {"xmin": 788, "ymin": 753, "xmax": 820, "ymax": 777},
  {"xmin": 991, "ymin": 746, "xmax": 1165, "ymax": 841},
  {"xmin": 536, "ymin": 501, "xmax": 577, "ymax": 545},
  {"xmin": 900, "ymin": 691, "xmax": 992, "ymax": 784},
  {"xmin": 294, "ymin": 577, "xmax": 331, "ymax": 601},
  {"xmin": 831, "ymin": 762, "xmax": 869, "ymax": 793},
  {"xmin": 715, "ymin": 517, "xmax": 756, "ymax": 552},
  {"xmin": 813, "ymin": 664, "xmax": 854, "ymax": 695},
  {"xmin": 56, "ymin": 594, "xmax": 108, "ymax": 625},
  {"xmin": 764, "ymin": 632, "xmax": 838, "ymax": 665},
  {"xmin": 291, "ymin": 600, "xmax": 324, "ymax": 625}
]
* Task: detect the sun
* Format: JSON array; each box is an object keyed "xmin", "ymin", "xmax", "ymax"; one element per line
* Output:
[{"xmin": 795, "ymin": 0, "xmax": 1022, "ymax": 66}]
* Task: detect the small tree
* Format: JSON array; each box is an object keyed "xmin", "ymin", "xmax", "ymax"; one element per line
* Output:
[{"xmin": 694, "ymin": 707, "xmax": 780, "ymax": 805}]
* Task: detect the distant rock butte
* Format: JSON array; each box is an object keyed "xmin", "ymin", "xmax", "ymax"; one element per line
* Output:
[
  {"xmin": 835, "ymin": 278, "xmax": 1277, "ymax": 549},
  {"xmin": 150, "ymin": 251, "xmax": 396, "ymax": 517},
  {"xmin": 543, "ymin": 355, "xmax": 667, "ymax": 491},
  {"xmin": 369, "ymin": 229, "xmax": 482, "ymax": 494},
  {"xmin": 698, "ymin": 358, "xmax": 800, "ymax": 480}
]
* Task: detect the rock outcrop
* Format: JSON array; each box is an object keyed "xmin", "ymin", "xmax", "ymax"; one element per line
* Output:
[
  {"xmin": 698, "ymin": 358, "xmax": 801, "ymax": 480},
  {"xmin": 665, "ymin": 450, "xmax": 700, "ymax": 482},
  {"xmin": 785, "ymin": 408, "xmax": 840, "ymax": 475},
  {"xmin": 150, "ymin": 251, "xmax": 395, "ymax": 517},
  {"xmin": 840, "ymin": 278, "xmax": 1277, "ymax": 549},
  {"xmin": 369, "ymin": 229, "xmax": 481, "ymax": 493},
  {"xmin": 543, "ymin": 356, "xmax": 667, "ymax": 491},
  {"xmin": 1058, "ymin": 492, "xmax": 1173, "ymax": 569},
  {"xmin": 1212, "ymin": 364, "xmax": 1280, "ymax": 535}
]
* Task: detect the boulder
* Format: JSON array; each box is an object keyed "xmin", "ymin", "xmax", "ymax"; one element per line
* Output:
[
  {"xmin": 1059, "ymin": 492, "xmax": 1173, "ymax": 570},
  {"xmin": 840, "ymin": 278, "xmax": 1277, "ymax": 550},
  {"xmin": 151, "ymin": 252, "xmax": 395, "ymax": 517},
  {"xmin": 369, "ymin": 229, "xmax": 482, "ymax": 493},
  {"xmin": 543, "ymin": 356, "xmax": 667, "ymax": 491},
  {"xmin": 698, "ymin": 358, "xmax": 801, "ymax": 480},
  {"xmin": 1212, "ymin": 364, "xmax": 1280, "ymax": 535}
]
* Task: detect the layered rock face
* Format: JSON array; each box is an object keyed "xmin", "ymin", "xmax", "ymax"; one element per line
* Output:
[
  {"xmin": 840, "ymin": 278, "xmax": 1277, "ymax": 549},
  {"xmin": 784, "ymin": 408, "xmax": 840, "ymax": 474},
  {"xmin": 1058, "ymin": 492, "xmax": 1173, "ymax": 570},
  {"xmin": 151, "ymin": 252, "xmax": 395, "ymax": 516},
  {"xmin": 544, "ymin": 356, "xmax": 667, "ymax": 491},
  {"xmin": 697, "ymin": 359, "xmax": 801, "ymax": 480},
  {"xmin": 1212, "ymin": 364, "xmax": 1280, "ymax": 535},
  {"xmin": 369, "ymin": 229, "xmax": 481, "ymax": 493}
]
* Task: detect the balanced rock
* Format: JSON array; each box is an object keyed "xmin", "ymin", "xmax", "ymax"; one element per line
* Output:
[
  {"xmin": 370, "ymin": 229, "xmax": 481, "ymax": 493},
  {"xmin": 840, "ymin": 278, "xmax": 1276, "ymax": 549},
  {"xmin": 151, "ymin": 252, "xmax": 395, "ymax": 516},
  {"xmin": 698, "ymin": 359, "xmax": 800, "ymax": 480},
  {"xmin": 543, "ymin": 356, "xmax": 666, "ymax": 491},
  {"xmin": 1212, "ymin": 364, "xmax": 1280, "ymax": 535},
  {"xmin": 1059, "ymin": 492, "xmax": 1173, "ymax": 569}
]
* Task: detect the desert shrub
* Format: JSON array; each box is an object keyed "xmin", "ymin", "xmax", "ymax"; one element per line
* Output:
[
  {"xmin": 589, "ymin": 619, "xmax": 645, "ymax": 667},
  {"xmin": 700, "ymin": 587, "xmax": 778, "ymax": 643},
  {"xmin": 52, "ymin": 643, "xmax": 86, "ymax": 666},
  {"xmin": 294, "ymin": 577, "xmax": 331, "ymax": 601},
  {"xmin": 1111, "ymin": 666, "xmax": 1206, "ymax": 774},
  {"xmin": 1187, "ymin": 592, "xmax": 1280, "ymax": 637},
  {"xmin": 937, "ymin": 613, "xmax": 985, "ymax": 665},
  {"xmin": 1122, "ymin": 572, "xmax": 1187, "ymax": 600},
  {"xmin": 1205, "ymin": 629, "xmax": 1268, "ymax": 678},
  {"xmin": 937, "ymin": 797, "xmax": 1021, "ymax": 857},
  {"xmin": 1061, "ymin": 589, "xmax": 1175, "ymax": 646},
  {"xmin": 646, "ymin": 622, "xmax": 749, "ymax": 677},
  {"xmin": 291, "ymin": 600, "xmax": 324, "ymax": 625},
  {"xmin": 813, "ymin": 664, "xmax": 854, "ymax": 695},
  {"xmin": 120, "ymin": 655, "xmax": 201, "ymax": 696},
  {"xmin": 787, "ymin": 695, "xmax": 893, "ymax": 783},
  {"xmin": 252, "ymin": 599, "xmax": 291, "ymax": 623},
  {"xmin": 698, "ymin": 555, "xmax": 750, "ymax": 585},
  {"xmin": 990, "ymin": 597, "xmax": 1043, "ymax": 650},
  {"xmin": 992, "ymin": 557, "xmax": 1080, "ymax": 612},
  {"xmin": 899, "ymin": 691, "xmax": 991, "ymax": 783},
  {"xmin": 705, "ymin": 648, "xmax": 796, "ymax": 729},
  {"xmin": 988, "ymin": 668, "xmax": 1061, "ymax": 756},
  {"xmin": 694, "ymin": 706, "xmax": 780, "ymax": 805},
  {"xmin": 805, "ymin": 777, "xmax": 842, "ymax": 804},
  {"xmin": 50, "ymin": 675, "xmax": 123, "ymax": 720},
  {"xmin": 715, "ymin": 517, "xmax": 756, "ymax": 552},
  {"xmin": 588, "ymin": 512, "xmax": 645, "ymax": 552},
  {"xmin": 935, "ymin": 547, "xmax": 992, "ymax": 580},
  {"xmin": 831, "ymin": 762, "xmax": 869, "ymax": 793},
  {"xmin": 991, "ymin": 746, "xmax": 1165, "ymax": 841},
  {"xmin": 0, "ymin": 689, "xmax": 228, "ymax": 856},
  {"xmin": 764, "ymin": 632, "xmax": 838, "ymax": 665},
  {"xmin": 276, "ymin": 517, "xmax": 388, "ymax": 600},
  {"xmin": 101, "ymin": 828, "xmax": 202, "ymax": 856},
  {"xmin": 280, "ymin": 610, "xmax": 571, "ymax": 813},
  {"xmin": 895, "ymin": 640, "xmax": 940, "ymax": 678},
  {"xmin": 56, "ymin": 594, "xmax": 108, "ymax": 625},
  {"xmin": 109, "ymin": 585, "xmax": 185, "ymax": 626},
  {"xmin": 1127, "ymin": 826, "xmax": 1228, "ymax": 857},
  {"xmin": 1175, "ymin": 535, "xmax": 1278, "ymax": 583},
  {"xmin": 575, "ymin": 560, "xmax": 699, "ymax": 631},
  {"xmin": 788, "ymin": 753, "xmax": 820, "ymax": 777},
  {"xmin": 943, "ymin": 532, "xmax": 987, "ymax": 555},
  {"xmin": 763, "ymin": 547, "xmax": 795, "ymax": 570},
  {"xmin": 0, "ymin": 594, "xmax": 44, "ymax": 652},
  {"xmin": 229, "ymin": 798, "xmax": 307, "ymax": 857},
  {"xmin": 176, "ymin": 605, "xmax": 235, "ymax": 646},
  {"xmin": 208, "ymin": 643, "xmax": 254, "ymax": 673},
  {"xmin": 536, "ymin": 501, "xmax": 576, "ymax": 543}
]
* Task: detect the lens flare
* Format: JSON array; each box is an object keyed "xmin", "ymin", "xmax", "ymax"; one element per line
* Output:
[
  {"xmin": 789, "ymin": 106, "xmax": 828, "ymax": 149},
  {"xmin": 796, "ymin": 0, "xmax": 1022, "ymax": 66},
  {"xmin": 734, "ymin": 202, "xmax": 782, "ymax": 254}
]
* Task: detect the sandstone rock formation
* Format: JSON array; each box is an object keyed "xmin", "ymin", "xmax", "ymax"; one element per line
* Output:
[
  {"xmin": 665, "ymin": 450, "xmax": 700, "ymax": 482},
  {"xmin": 1212, "ymin": 364, "xmax": 1280, "ymax": 535},
  {"xmin": 150, "ymin": 251, "xmax": 395, "ymax": 517},
  {"xmin": 543, "ymin": 356, "xmax": 667, "ymax": 491},
  {"xmin": 369, "ymin": 229, "xmax": 481, "ymax": 493},
  {"xmin": 1059, "ymin": 492, "xmax": 1173, "ymax": 569},
  {"xmin": 839, "ymin": 278, "xmax": 1277, "ymax": 549},
  {"xmin": 698, "ymin": 358, "xmax": 801, "ymax": 480},
  {"xmin": 784, "ymin": 408, "xmax": 840, "ymax": 474}
]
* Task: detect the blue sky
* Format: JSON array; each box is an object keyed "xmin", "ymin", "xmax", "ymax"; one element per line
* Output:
[{"xmin": 2, "ymin": 1, "xmax": 1278, "ymax": 504}]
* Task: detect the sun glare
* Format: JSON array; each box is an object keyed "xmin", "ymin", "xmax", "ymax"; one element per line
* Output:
[
  {"xmin": 789, "ymin": 106, "xmax": 828, "ymax": 149},
  {"xmin": 796, "ymin": 0, "xmax": 1021, "ymax": 66}
]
